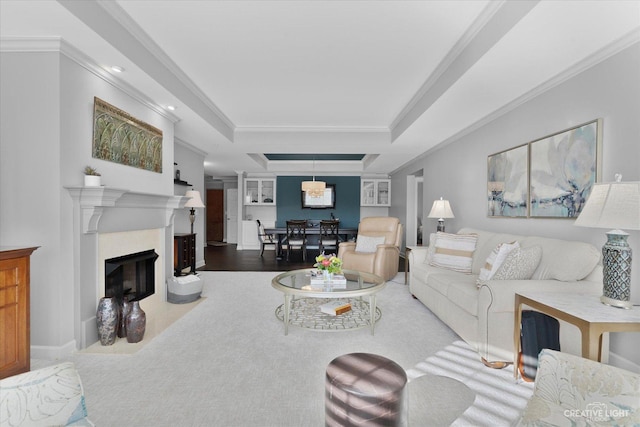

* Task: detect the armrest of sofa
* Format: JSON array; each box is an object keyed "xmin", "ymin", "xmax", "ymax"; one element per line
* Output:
[
  {"xmin": 518, "ymin": 349, "xmax": 640, "ymax": 426},
  {"xmin": 408, "ymin": 246, "xmax": 429, "ymax": 265},
  {"xmin": 0, "ymin": 362, "xmax": 93, "ymax": 426}
]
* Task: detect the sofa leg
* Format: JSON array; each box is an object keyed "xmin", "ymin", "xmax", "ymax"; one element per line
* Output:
[{"xmin": 411, "ymin": 294, "xmax": 418, "ymax": 299}]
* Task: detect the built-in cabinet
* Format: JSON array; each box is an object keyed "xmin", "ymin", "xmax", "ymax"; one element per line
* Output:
[
  {"xmin": 0, "ymin": 246, "xmax": 38, "ymax": 379},
  {"xmin": 244, "ymin": 178, "xmax": 276, "ymax": 206},
  {"xmin": 361, "ymin": 179, "xmax": 391, "ymax": 206}
]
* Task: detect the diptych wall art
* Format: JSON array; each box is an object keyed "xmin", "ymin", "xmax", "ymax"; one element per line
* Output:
[
  {"xmin": 92, "ymin": 97, "xmax": 163, "ymax": 173},
  {"xmin": 487, "ymin": 144, "xmax": 528, "ymax": 217},
  {"xmin": 529, "ymin": 120, "xmax": 601, "ymax": 218},
  {"xmin": 487, "ymin": 119, "xmax": 601, "ymax": 218}
]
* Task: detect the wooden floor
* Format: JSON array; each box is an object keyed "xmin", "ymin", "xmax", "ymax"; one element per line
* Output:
[{"xmin": 200, "ymin": 243, "xmax": 406, "ymax": 272}]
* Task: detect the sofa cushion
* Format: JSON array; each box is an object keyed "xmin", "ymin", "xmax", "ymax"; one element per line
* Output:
[
  {"xmin": 0, "ymin": 362, "xmax": 89, "ymax": 427},
  {"xmin": 430, "ymin": 232, "xmax": 478, "ymax": 274},
  {"xmin": 458, "ymin": 228, "xmax": 524, "ymax": 274},
  {"xmin": 522, "ymin": 237, "xmax": 600, "ymax": 281},
  {"xmin": 355, "ymin": 235, "xmax": 385, "ymax": 253},
  {"xmin": 478, "ymin": 241, "xmax": 520, "ymax": 283},
  {"xmin": 492, "ymin": 246, "xmax": 542, "ymax": 280},
  {"xmin": 447, "ymin": 278, "xmax": 480, "ymax": 316}
]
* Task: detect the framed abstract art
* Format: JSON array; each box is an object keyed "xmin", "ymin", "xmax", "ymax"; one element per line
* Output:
[
  {"xmin": 529, "ymin": 119, "xmax": 602, "ymax": 218},
  {"xmin": 487, "ymin": 143, "xmax": 528, "ymax": 217}
]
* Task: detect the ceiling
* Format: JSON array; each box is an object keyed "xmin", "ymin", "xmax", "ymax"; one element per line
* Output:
[{"xmin": 1, "ymin": 1, "xmax": 639, "ymax": 178}]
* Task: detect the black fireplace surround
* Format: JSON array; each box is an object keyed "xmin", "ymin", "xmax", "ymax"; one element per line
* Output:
[{"xmin": 105, "ymin": 249, "xmax": 158, "ymax": 302}]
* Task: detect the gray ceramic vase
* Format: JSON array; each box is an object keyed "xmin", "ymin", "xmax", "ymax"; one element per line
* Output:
[
  {"xmin": 117, "ymin": 298, "xmax": 131, "ymax": 338},
  {"xmin": 126, "ymin": 300, "xmax": 146, "ymax": 343},
  {"xmin": 96, "ymin": 297, "xmax": 119, "ymax": 346}
]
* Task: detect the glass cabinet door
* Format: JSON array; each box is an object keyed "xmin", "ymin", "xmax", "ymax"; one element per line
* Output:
[
  {"xmin": 261, "ymin": 180, "xmax": 274, "ymax": 204},
  {"xmin": 245, "ymin": 180, "xmax": 259, "ymax": 204},
  {"xmin": 361, "ymin": 180, "xmax": 376, "ymax": 205},
  {"xmin": 377, "ymin": 181, "xmax": 390, "ymax": 205}
]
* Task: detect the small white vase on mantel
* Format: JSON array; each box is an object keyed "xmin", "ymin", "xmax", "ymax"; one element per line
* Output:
[{"xmin": 84, "ymin": 175, "xmax": 102, "ymax": 187}]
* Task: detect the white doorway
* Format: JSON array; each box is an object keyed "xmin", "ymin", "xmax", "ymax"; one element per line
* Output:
[
  {"xmin": 226, "ymin": 188, "xmax": 238, "ymax": 244},
  {"xmin": 405, "ymin": 172, "xmax": 424, "ymax": 248}
]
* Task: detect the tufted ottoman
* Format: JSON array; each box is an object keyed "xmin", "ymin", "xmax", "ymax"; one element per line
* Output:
[{"xmin": 325, "ymin": 352, "xmax": 407, "ymax": 426}]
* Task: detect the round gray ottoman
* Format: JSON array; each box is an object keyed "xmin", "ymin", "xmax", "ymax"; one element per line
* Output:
[{"xmin": 325, "ymin": 352, "xmax": 407, "ymax": 427}]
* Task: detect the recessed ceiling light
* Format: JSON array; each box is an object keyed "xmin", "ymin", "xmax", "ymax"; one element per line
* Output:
[
  {"xmin": 167, "ymin": 105, "xmax": 176, "ymax": 111},
  {"xmin": 111, "ymin": 65, "xmax": 124, "ymax": 73}
]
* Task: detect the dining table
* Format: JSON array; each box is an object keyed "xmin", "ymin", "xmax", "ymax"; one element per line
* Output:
[{"xmin": 264, "ymin": 226, "xmax": 358, "ymax": 259}]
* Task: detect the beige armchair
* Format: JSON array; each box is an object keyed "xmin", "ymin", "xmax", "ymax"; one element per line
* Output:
[{"xmin": 338, "ymin": 217, "xmax": 402, "ymax": 281}]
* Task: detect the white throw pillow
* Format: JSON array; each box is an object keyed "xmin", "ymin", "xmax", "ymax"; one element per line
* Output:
[
  {"xmin": 429, "ymin": 232, "xmax": 478, "ymax": 274},
  {"xmin": 492, "ymin": 246, "xmax": 543, "ymax": 280},
  {"xmin": 355, "ymin": 235, "xmax": 385, "ymax": 253},
  {"xmin": 424, "ymin": 233, "xmax": 437, "ymax": 264},
  {"xmin": 477, "ymin": 241, "xmax": 520, "ymax": 283}
]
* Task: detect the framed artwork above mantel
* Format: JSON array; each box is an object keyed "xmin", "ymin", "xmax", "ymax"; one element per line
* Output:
[{"xmin": 92, "ymin": 97, "xmax": 163, "ymax": 173}]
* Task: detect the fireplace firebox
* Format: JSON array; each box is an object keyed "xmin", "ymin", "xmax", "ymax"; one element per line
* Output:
[{"xmin": 105, "ymin": 250, "xmax": 158, "ymax": 302}]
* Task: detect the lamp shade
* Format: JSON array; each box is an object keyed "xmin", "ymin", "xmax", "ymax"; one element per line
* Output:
[
  {"xmin": 301, "ymin": 179, "xmax": 326, "ymax": 197},
  {"xmin": 184, "ymin": 190, "xmax": 205, "ymax": 208},
  {"xmin": 574, "ymin": 180, "xmax": 640, "ymax": 231},
  {"xmin": 427, "ymin": 198, "xmax": 455, "ymax": 219}
]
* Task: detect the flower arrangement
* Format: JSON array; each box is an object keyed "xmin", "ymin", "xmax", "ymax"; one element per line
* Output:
[{"xmin": 314, "ymin": 252, "xmax": 342, "ymax": 274}]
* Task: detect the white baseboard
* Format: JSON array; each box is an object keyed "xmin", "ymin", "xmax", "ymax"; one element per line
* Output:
[
  {"xmin": 609, "ymin": 351, "xmax": 640, "ymax": 373},
  {"xmin": 31, "ymin": 340, "xmax": 77, "ymax": 361}
]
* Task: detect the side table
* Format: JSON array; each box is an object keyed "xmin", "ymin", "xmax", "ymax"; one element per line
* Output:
[
  {"xmin": 514, "ymin": 292, "xmax": 640, "ymax": 379},
  {"xmin": 404, "ymin": 245, "xmax": 422, "ymax": 285}
]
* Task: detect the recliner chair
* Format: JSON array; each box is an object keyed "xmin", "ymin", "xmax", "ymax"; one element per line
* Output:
[{"xmin": 338, "ymin": 217, "xmax": 402, "ymax": 281}]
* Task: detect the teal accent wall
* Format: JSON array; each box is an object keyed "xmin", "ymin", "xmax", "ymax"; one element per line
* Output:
[{"xmin": 276, "ymin": 176, "xmax": 360, "ymax": 228}]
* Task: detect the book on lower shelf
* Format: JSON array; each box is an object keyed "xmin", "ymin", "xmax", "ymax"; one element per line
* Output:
[{"xmin": 320, "ymin": 301, "xmax": 352, "ymax": 316}]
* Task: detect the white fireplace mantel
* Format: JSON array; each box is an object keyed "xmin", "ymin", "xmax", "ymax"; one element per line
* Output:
[{"xmin": 66, "ymin": 186, "xmax": 188, "ymax": 233}]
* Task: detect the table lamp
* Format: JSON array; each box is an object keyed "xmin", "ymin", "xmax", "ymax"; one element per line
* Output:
[
  {"xmin": 428, "ymin": 197, "xmax": 455, "ymax": 232},
  {"xmin": 185, "ymin": 189, "xmax": 205, "ymax": 234},
  {"xmin": 574, "ymin": 174, "xmax": 640, "ymax": 309}
]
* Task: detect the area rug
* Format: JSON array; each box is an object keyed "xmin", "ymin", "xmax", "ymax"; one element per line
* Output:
[{"xmin": 408, "ymin": 340, "xmax": 534, "ymax": 426}]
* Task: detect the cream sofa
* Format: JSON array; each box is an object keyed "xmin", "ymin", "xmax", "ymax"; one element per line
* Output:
[{"xmin": 408, "ymin": 228, "xmax": 603, "ymax": 362}]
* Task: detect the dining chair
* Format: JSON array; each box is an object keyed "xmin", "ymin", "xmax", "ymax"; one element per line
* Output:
[
  {"xmin": 256, "ymin": 220, "xmax": 277, "ymax": 257},
  {"xmin": 319, "ymin": 219, "xmax": 340, "ymax": 255},
  {"xmin": 284, "ymin": 220, "xmax": 307, "ymax": 261}
]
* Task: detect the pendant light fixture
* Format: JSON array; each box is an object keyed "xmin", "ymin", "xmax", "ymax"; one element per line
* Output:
[{"xmin": 301, "ymin": 157, "xmax": 326, "ymax": 198}]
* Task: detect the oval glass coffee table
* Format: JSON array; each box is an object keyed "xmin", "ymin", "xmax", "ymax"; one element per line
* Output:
[{"xmin": 272, "ymin": 269, "xmax": 385, "ymax": 335}]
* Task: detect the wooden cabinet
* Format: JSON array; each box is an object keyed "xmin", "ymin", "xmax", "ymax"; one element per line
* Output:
[
  {"xmin": 361, "ymin": 179, "xmax": 391, "ymax": 206},
  {"xmin": 174, "ymin": 234, "xmax": 196, "ymax": 276},
  {"xmin": 244, "ymin": 178, "xmax": 276, "ymax": 205},
  {"xmin": 1, "ymin": 246, "xmax": 38, "ymax": 379}
]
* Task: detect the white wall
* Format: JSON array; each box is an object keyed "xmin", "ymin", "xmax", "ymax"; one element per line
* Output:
[
  {"xmin": 391, "ymin": 43, "xmax": 640, "ymax": 369},
  {"xmin": 1, "ymin": 49, "xmax": 177, "ymax": 356}
]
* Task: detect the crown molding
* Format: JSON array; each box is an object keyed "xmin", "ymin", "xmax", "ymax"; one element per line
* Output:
[
  {"xmin": 0, "ymin": 36, "xmax": 181, "ymax": 124},
  {"xmin": 175, "ymin": 137, "xmax": 208, "ymax": 157},
  {"xmin": 235, "ymin": 126, "xmax": 389, "ymax": 134},
  {"xmin": 390, "ymin": 29, "xmax": 640, "ymax": 175},
  {"xmin": 87, "ymin": 0, "xmax": 235, "ymax": 137},
  {"xmin": 389, "ymin": 0, "xmax": 506, "ymax": 133}
]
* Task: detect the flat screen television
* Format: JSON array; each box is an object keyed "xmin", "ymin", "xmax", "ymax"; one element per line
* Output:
[{"xmin": 301, "ymin": 184, "xmax": 335, "ymax": 209}]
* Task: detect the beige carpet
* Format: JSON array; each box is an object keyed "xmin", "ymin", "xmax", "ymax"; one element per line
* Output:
[{"xmin": 30, "ymin": 272, "xmax": 532, "ymax": 426}]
